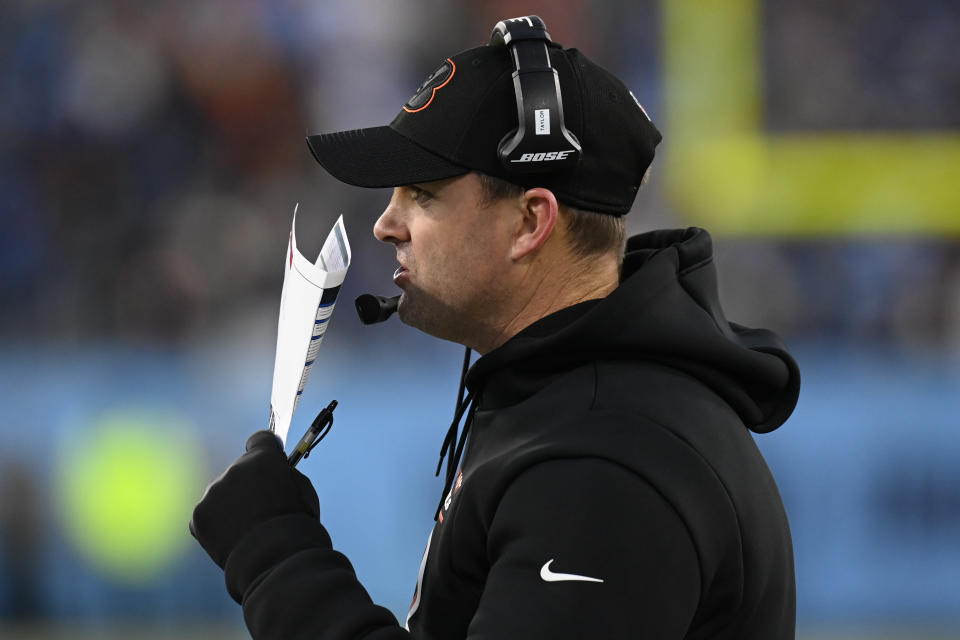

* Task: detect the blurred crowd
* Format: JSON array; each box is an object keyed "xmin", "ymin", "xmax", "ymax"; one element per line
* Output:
[
  {"xmin": 0, "ymin": 0, "xmax": 653, "ymax": 344},
  {"xmin": 2, "ymin": 0, "xmax": 955, "ymax": 349}
]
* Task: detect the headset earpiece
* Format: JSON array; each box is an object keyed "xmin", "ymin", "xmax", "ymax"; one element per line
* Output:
[{"xmin": 490, "ymin": 16, "xmax": 582, "ymax": 173}]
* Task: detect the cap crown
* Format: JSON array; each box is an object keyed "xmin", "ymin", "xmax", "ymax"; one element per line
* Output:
[{"xmin": 390, "ymin": 44, "xmax": 661, "ymax": 215}]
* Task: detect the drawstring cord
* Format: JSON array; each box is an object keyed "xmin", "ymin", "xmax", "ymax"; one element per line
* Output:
[{"xmin": 434, "ymin": 346, "xmax": 474, "ymax": 520}]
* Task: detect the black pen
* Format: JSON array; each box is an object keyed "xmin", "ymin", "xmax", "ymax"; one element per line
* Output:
[{"xmin": 288, "ymin": 399, "xmax": 338, "ymax": 466}]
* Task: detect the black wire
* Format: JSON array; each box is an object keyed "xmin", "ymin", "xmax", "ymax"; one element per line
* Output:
[
  {"xmin": 447, "ymin": 402, "xmax": 477, "ymax": 489},
  {"xmin": 435, "ymin": 346, "xmax": 473, "ymax": 476},
  {"xmin": 434, "ymin": 345, "xmax": 474, "ymax": 520},
  {"xmin": 435, "ymin": 391, "xmax": 474, "ymax": 476},
  {"xmin": 455, "ymin": 347, "xmax": 471, "ymax": 410}
]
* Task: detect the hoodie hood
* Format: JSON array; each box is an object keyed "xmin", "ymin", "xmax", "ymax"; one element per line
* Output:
[{"xmin": 466, "ymin": 227, "xmax": 800, "ymax": 433}]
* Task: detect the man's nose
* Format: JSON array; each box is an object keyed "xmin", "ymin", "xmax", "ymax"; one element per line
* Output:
[{"xmin": 373, "ymin": 189, "xmax": 409, "ymax": 244}]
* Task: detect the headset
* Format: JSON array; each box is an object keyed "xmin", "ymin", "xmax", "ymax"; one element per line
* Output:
[{"xmin": 490, "ymin": 16, "xmax": 582, "ymax": 173}]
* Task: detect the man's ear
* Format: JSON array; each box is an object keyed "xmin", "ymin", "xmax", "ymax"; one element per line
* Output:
[{"xmin": 511, "ymin": 187, "xmax": 559, "ymax": 261}]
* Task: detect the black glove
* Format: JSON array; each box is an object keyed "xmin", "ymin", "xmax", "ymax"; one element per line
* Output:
[{"xmin": 190, "ymin": 430, "xmax": 321, "ymax": 571}]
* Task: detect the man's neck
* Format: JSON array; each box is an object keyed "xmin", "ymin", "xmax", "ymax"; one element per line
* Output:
[{"xmin": 471, "ymin": 255, "xmax": 619, "ymax": 354}]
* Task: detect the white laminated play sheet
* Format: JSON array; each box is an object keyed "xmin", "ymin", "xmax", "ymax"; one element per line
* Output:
[{"xmin": 268, "ymin": 207, "xmax": 351, "ymax": 444}]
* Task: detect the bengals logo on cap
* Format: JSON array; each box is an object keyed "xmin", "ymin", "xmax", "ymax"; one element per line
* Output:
[{"xmin": 403, "ymin": 59, "xmax": 456, "ymax": 113}]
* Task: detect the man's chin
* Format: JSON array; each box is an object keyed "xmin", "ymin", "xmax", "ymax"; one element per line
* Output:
[
  {"xmin": 395, "ymin": 290, "xmax": 422, "ymax": 327},
  {"xmin": 395, "ymin": 289, "xmax": 462, "ymax": 344},
  {"xmin": 395, "ymin": 291, "xmax": 410, "ymax": 323},
  {"xmin": 396, "ymin": 291, "xmax": 432, "ymax": 331}
]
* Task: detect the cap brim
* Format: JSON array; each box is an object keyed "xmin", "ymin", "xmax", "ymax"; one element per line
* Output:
[{"xmin": 306, "ymin": 126, "xmax": 469, "ymax": 188}]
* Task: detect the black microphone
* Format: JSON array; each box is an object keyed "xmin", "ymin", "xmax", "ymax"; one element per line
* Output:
[{"xmin": 355, "ymin": 294, "xmax": 400, "ymax": 325}]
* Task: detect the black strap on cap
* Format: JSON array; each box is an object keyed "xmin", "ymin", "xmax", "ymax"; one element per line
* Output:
[{"xmin": 490, "ymin": 16, "xmax": 582, "ymax": 173}]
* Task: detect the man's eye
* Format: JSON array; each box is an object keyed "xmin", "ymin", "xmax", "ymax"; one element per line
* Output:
[{"xmin": 410, "ymin": 186, "xmax": 433, "ymax": 203}]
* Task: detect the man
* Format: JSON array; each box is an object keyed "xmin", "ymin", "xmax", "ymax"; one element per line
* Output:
[{"xmin": 191, "ymin": 16, "xmax": 800, "ymax": 640}]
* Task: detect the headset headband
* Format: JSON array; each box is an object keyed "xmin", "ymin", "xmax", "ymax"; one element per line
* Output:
[{"xmin": 490, "ymin": 16, "xmax": 582, "ymax": 173}]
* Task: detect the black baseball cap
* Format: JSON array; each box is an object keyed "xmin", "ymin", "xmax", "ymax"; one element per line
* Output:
[{"xmin": 306, "ymin": 39, "xmax": 661, "ymax": 216}]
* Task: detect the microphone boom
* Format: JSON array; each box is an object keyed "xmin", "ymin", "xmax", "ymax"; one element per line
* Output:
[{"xmin": 355, "ymin": 294, "xmax": 400, "ymax": 324}]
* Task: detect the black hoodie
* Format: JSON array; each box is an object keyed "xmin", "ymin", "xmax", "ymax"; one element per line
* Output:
[{"xmin": 234, "ymin": 227, "xmax": 800, "ymax": 640}]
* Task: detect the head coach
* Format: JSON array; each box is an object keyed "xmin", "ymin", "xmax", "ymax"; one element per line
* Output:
[{"xmin": 191, "ymin": 15, "xmax": 801, "ymax": 640}]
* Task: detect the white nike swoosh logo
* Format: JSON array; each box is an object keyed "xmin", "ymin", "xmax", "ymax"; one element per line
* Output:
[{"xmin": 539, "ymin": 559, "xmax": 604, "ymax": 583}]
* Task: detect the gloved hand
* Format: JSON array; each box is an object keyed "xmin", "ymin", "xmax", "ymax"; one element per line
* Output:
[{"xmin": 190, "ymin": 430, "xmax": 321, "ymax": 570}]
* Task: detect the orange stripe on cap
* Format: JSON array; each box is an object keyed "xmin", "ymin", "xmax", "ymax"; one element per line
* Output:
[{"xmin": 402, "ymin": 58, "xmax": 456, "ymax": 113}]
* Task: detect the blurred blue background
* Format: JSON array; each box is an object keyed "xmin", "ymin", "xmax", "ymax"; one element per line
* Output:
[{"xmin": 1, "ymin": 0, "xmax": 959, "ymax": 638}]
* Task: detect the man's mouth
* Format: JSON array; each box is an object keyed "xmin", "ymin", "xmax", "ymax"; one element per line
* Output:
[{"xmin": 393, "ymin": 265, "xmax": 409, "ymax": 283}]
